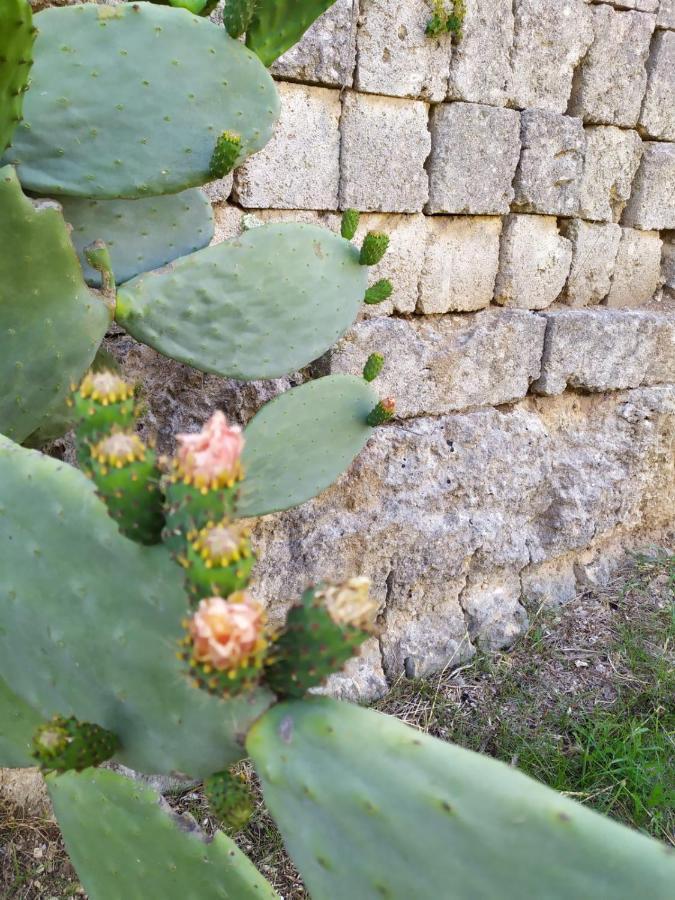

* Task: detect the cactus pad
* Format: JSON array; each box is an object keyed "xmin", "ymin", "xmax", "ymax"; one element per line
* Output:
[
  {"xmin": 364, "ymin": 278, "xmax": 393, "ymax": 305},
  {"xmin": 366, "ymin": 397, "xmax": 395, "ymax": 426},
  {"xmin": 222, "ymin": 0, "xmax": 259, "ymax": 38},
  {"xmin": 363, "ymin": 352, "xmax": 384, "ymax": 382},
  {"xmin": 0, "ymin": 0, "xmax": 35, "ymax": 154},
  {"xmin": 340, "ymin": 208, "xmax": 360, "ymax": 240},
  {"xmin": 184, "ymin": 520, "xmax": 256, "ymax": 603},
  {"xmin": 209, "ymin": 131, "xmax": 242, "ymax": 179},
  {"xmin": 48, "ymin": 768, "xmax": 279, "ymax": 899},
  {"xmin": 59, "ymin": 189, "xmax": 214, "ymax": 287},
  {"xmin": 32, "ymin": 715, "xmax": 120, "ymax": 773},
  {"xmin": 4, "ymin": 3, "xmax": 279, "ymax": 198},
  {"xmin": 0, "ymin": 676, "xmax": 42, "ymax": 767},
  {"xmin": 0, "ymin": 166, "xmax": 110, "ymax": 443},
  {"xmin": 246, "ymin": 0, "xmax": 337, "ymax": 66},
  {"xmin": 238, "ymin": 375, "xmax": 378, "ymax": 518},
  {"xmin": 204, "ymin": 770, "xmax": 254, "ymax": 833},
  {"xmin": 359, "ymin": 231, "xmax": 390, "ymax": 266},
  {"xmin": 116, "ymin": 223, "xmax": 368, "ymax": 380}
]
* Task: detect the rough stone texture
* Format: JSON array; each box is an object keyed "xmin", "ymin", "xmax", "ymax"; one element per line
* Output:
[
  {"xmin": 568, "ymin": 6, "xmax": 656, "ymax": 127},
  {"xmin": 662, "ymin": 232, "xmax": 675, "ymax": 298},
  {"xmin": 622, "ymin": 142, "xmax": 675, "ymax": 230},
  {"xmin": 447, "ymin": 0, "xmax": 514, "ymax": 107},
  {"xmin": 605, "ymin": 227, "xmax": 664, "ymax": 307},
  {"xmin": 590, "ymin": 0, "xmax": 658, "ymax": 9},
  {"xmin": 510, "ymin": 0, "xmax": 594, "ymax": 113},
  {"xmin": 639, "ymin": 30, "xmax": 675, "ymax": 141},
  {"xmin": 0, "ymin": 767, "xmax": 52, "ymax": 819},
  {"xmin": 532, "ymin": 308, "xmax": 675, "ymax": 394},
  {"xmin": 339, "ymin": 92, "xmax": 430, "ymax": 212},
  {"xmin": 232, "ymin": 83, "xmax": 341, "ymax": 210},
  {"xmin": 657, "ymin": 0, "xmax": 675, "ymax": 28},
  {"xmin": 271, "ymin": 0, "xmax": 358, "ymax": 87},
  {"xmin": 418, "ymin": 216, "xmax": 503, "ymax": 313},
  {"xmin": 329, "ymin": 310, "xmax": 546, "ymax": 417},
  {"xmin": 355, "ymin": 0, "xmax": 452, "ymax": 101},
  {"xmin": 494, "ymin": 215, "xmax": 573, "ymax": 309},
  {"xmin": 520, "ymin": 556, "xmax": 578, "ymax": 608},
  {"xmin": 560, "ymin": 219, "xmax": 622, "ymax": 307},
  {"xmin": 426, "ymin": 103, "xmax": 521, "ymax": 215},
  {"xmin": 513, "ymin": 111, "xmax": 585, "ymax": 216},
  {"xmin": 201, "ymin": 173, "xmax": 233, "ymax": 204},
  {"xmin": 578, "ymin": 126, "xmax": 644, "ymax": 223}
]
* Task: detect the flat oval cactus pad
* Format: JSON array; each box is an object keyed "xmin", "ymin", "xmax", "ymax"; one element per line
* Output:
[{"xmin": 0, "ymin": 0, "xmax": 35, "ymax": 154}]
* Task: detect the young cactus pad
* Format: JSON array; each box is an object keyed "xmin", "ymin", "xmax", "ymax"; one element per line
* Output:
[
  {"xmin": 32, "ymin": 715, "xmax": 120, "ymax": 773},
  {"xmin": 204, "ymin": 770, "xmax": 254, "ymax": 833},
  {"xmin": 246, "ymin": 0, "xmax": 337, "ymax": 66},
  {"xmin": 0, "ymin": 0, "xmax": 35, "ymax": 154},
  {"xmin": 248, "ymin": 698, "xmax": 675, "ymax": 900},
  {"xmin": 0, "ymin": 166, "xmax": 110, "ymax": 443},
  {"xmin": 116, "ymin": 223, "xmax": 368, "ymax": 381},
  {"xmin": 4, "ymin": 3, "xmax": 280, "ymax": 198}
]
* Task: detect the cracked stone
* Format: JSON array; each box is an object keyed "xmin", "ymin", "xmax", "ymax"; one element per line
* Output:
[
  {"xmin": 639, "ymin": 29, "xmax": 675, "ymax": 141},
  {"xmin": 605, "ymin": 227, "xmax": 663, "ymax": 307},
  {"xmin": 622, "ymin": 141, "xmax": 675, "ymax": 230},
  {"xmin": 578, "ymin": 125, "xmax": 644, "ymax": 223},
  {"xmin": 560, "ymin": 219, "xmax": 622, "ymax": 307}
]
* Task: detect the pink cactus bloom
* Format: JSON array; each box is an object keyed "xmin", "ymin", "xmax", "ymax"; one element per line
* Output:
[
  {"xmin": 175, "ymin": 411, "xmax": 244, "ymax": 484},
  {"xmin": 189, "ymin": 595, "xmax": 263, "ymax": 671}
]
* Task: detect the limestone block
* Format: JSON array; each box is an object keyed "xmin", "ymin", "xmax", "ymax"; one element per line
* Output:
[
  {"xmin": 494, "ymin": 215, "xmax": 573, "ymax": 310},
  {"xmin": 317, "ymin": 639, "xmax": 389, "ymax": 702},
  {"xmin": 662, "ymin": 232, "xmax": 675, "ymax": 297},
  {"xmin": 578, "ymin": 126, "xmax": 644, "ymax": 223},
  {"xmin": 521, "ymin": 557, "xmax": 578, "ymax": 608},
  {"xmin": 510, "ymin": 0, "xmax": 593, "ymax": 113},
  {"xmin": 461, "ymin": 571, "xmax": 528, "ymax": 650},
  {"xmin": 622, "ymin": 141, "xmax": 675, "ymax": 229},
  {"xmin": 232, "ymin": 83, "xmax": 341, "ymax": 210},
  {"xmin": 605, "ymin": 227, "xmax": 663, "ymax": 307},
  {"xmin": 271, "ymin": 0, "xmax": 357, "ymax": 87},
  {"xmin": 426, "ymin": 103, "xmax": 521, "ymax": 215},
  {"xmin": 657, "ymin": 0, "xmax": 675, "ymax": 28},
  {"xmin": 330, "ymin": 310, "xmax": 546, "ymax": 417},
  {"xmin": 447, "ymin": 0, "xmax": 513, "ymax": 107},
  {"xmin": 513, "ymin": 111, "xmax": 585, "ymax": 216},
  {"xmin": 201, "ymin": 174, "xmax": 233, "ymax": 204},
  {"xmin": 532, "ymin": 308, "xmax": 675, "ymax": 394},
  {"xmin": 590, "ymin": 0, "xmax": 658, "ymax": 10},
  {"xmin": 560, "ymin": 220, "xmax": 622, "ymax": 307},
  {"xmin": 355, "ymin": 0, "xmax": 452, "ymax": 101},
  {"xmin": 639, "ymin": 30, "xmax": 675, "ymax": 140},
  {"xmin": 418, "ymin": 216, "xmax": 503, "ymax": 313},
  {"xmin": 568, "ymin": 6, "xmax": 656, "ymax": 127},
  {"xmin": 339, "ymin": 92, "xmax": 430, "ymax": 213}
]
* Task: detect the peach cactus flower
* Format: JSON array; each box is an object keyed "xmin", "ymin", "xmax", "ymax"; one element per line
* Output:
[
  {"xmin": 188, "ymin": 594, "xmax": 264, "ymax": 671},
  {"xmin": 175, "ymin": 411, "xmax": 244, "ymax": 486}
]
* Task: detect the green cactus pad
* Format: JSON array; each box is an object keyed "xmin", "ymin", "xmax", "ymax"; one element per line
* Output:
[
  {"xmin": 340, "ymin": 208, "xmax": 360, "ymax": 240},
  {"xmin": 222, "ymin": 0, "xmax": 259, "ymax": 38},
  {"xmin": 209, "ymin": 131, "xmax": 242, "ymax": 179},
  {"xmin": 0, "ymin": 676, "xmax": 42, "ymax": 767},
  {"xmin": 363, "ymin": 352, "xmax": 384, "ymax": 382},
  {"xmin": 0, "ymin": 0, "xmax": 35, "ymax": 154},
  {"xmin": 48, "ymin": 768, "xmax": 279, "ymax": 899},
  {"xmin": 33, "ymin": 715, "xmax": 120, "ymax": 774},
  {"xmin": 116, "ymin": 223, "xmax": 368, "ymax": 381},
  {"xmin": 0, "ymin": 166, "xmax": 110, "ymax": 443},
  {"xmin": 246, "ymin": 0, "xmax": 337, "ymax": 66},
  {"xmin": 249, "ymin": 698, "xmax": 675, "ymax": 900},
  {"xmin": 0, "ymin": 436, "xmax": 273, "ymax": 777},
  {"xmin": 4, "ymin": 3, "xmax": 279, "ymax": 198},
  {"xmin": 58, "ymin": 189, "xmax": 214, "ymax": 287},
  {"xmin": 366, "ymin": 397, "xmax": 395, "ymax": 426},
  {"xmin": 359, "ymin": 231, "xmax": 390, "ymax": 266},
  {"xmin": 238, "ymin": 375, "xmax": 377, "ymax": 518},
  {"xmin": 364, "ymin": 278, "xmax": 393, "ymax": 305},
  {"xmin": 184, "ymin": 521, "xmax": 256, "ymax": 603},
  {"xmin": 204, "ymin": 770, "xmax": 254, "ymax": 833}
]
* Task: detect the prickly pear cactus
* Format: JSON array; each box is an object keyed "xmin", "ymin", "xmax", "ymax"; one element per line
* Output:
[
  {"xmin": 32, "ymin": 715, "xmax": 120, "ymax": 774},
  {"xmin": 0, "ymin": 677, "xmax": 42, "ymax": 768},
  {"xmin": 246, "ymin": 0, "xmax": 337, "ymax": 66},
  {"xmin": 204, "ymin": 769, "xmax": 254, "ymax": 833},
  {"xmin": 0, "ymin": 0, "xmax": 35, "ymax": 154}
]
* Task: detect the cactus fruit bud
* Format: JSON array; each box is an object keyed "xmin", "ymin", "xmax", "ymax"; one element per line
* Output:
[
  {"xmin": 363, "ymin": 353, "xmax": 384, "ymax": 383},
  {"xmin": 359, "ymin": 231, "xmax": 389, "ymax": 266},
  {"xmin": 317, "ymin": 576, "xmax": 379, "ymax": 631},
  {"xmin": 364, "ymin": 279, "xmax": 393, "ymax": 305},
  {"xmin": 32, "ymin": 715, "xmax": 120, "ymax": 774},
  {"xmin": 340, "ymin": 208, "xmax": 360, "ymax": 240},
  {"xmin": 203, "ymin": 770, "xmax": 254, "ymax": 833},
  {"xmin": 72, "ymin": 369, "xmax": 136, "ymax": 465},
  {"xmin": 209, "ymin": 130, "xmax": 242, "ymax": 179},
  {"xmin": 183, "ymin": 519, "xmax": 256, "ymax": 603},
  {"xmin": 366, "ymin": 398, "xmax": 395, "ymax": 427}
]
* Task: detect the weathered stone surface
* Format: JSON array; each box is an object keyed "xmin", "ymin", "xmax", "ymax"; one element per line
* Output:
[
  {"xmin": 639, "ymin": 30, "xmax": 675, "ymax": 140},
  {"xmin": 532, "ymin": 308, "xmax": 675, "ymax": 394},
  {"xmin": 426, "ymin": 103, "xmax": 521, "ymax": 215},
  {"xmin": 662, "ymin": 232, "xmax": 675, "ymax": 298},
  {"xmin": 605, "ymin": 227, "xmax": 663, "ymax": 307},
  {"xmin": 494, "ymin": 215, "xmax": 573, "ymax": 310},
  {"xmin": 578, "ymin": 126, "xmax": 644, "ymax": 223},
  {"xmin": 0, "ymin": 767, "xmax": 52, "ymax": 819},
  {"xmin": 418, "ymin": 216, "xmax": 502, "ymax": 313},
  {"xmin": 339, "ymin": 92, "xmax": 430, "ymax": 212},
  {"xmin": 521, "ymin": 556, "xmax": 578, "ymax": 608},
  {"xmin": 657, "ymin": 0, "xmax": 675, "ymax": 28},
  {"xmin": 590, "ymin": 0, "xmax": 658, "ymax": 11},
  {"xmin": 510, "ymin": 0, "xmax": 593, "ymax": 113},
  {"xmin": 271, "ymin": 0, "xmax": 357, "ymax": 87},
  {"xmin": 461, "ymin": 570, "xmax": 528, "ymax": 650},
  {"xmin": 317, "ymin": 639, "xmax": 389, "ymax": 702},
  {"xmin": 447, "ymin": 0, "xmax": 513, "ymax": 107},
  {"xmin": 622, "ymin": 142, "xmax": 675, "ymax": 229},
  {"xmin": 513, "ymin": 111, "xmax": 585, "ymax": 216},
  {"xmin": 355, "ymin": 0, "xmax": 452, "ymax": 101},
  {"xmin": 329, "ymin": 310, "xmax": 546, "ymax": 417},
  {"xmin": 568, "ymin": 6, "xmax": 656, "ymax": 127},
  {"xmin": 201, "ymin": 173, "xmax": 233, "ymax": 204},
  {"xmin": 560, "ymin": 219, "xmax": 622, "ymax": 307},
  {"xmin": 233, "ymin": 83, "xmax": 341, "ymax": 210}
]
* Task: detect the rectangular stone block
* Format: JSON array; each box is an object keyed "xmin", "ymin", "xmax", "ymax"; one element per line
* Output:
[
  {"xmin": 510, "ymin": 0, "xmax": 593, "ymax": 113},
  {"xmin": 355, "ymin": 0, "xmax": 452, "ymax": 101},
  {"xmin": 639, "ymin": 30, "xmax": 675, "ymax": 140},
  {"xmin": 657, "ymin": 0, "xmax": 675, "ymax": 28},
  {"xmin": 590, "ymin": 0, "xmax": 658, "ymax": 10},
  {"xmin": 568, "ymin": 6, "xmax": 656, "ymax": 127},
  {"xmin": 560, "ymin": 220, "xmax": 622, "ymax": 307},
  {"xmin": 578, "ymin": 126, "xmax": 644, "ymax": 222},
  {"xmin": 330, "ymin": 309, "xmax": 547, "ymax": 417},
  {"xmin": 418, "ymin": 216, "xmax": 503, "ymax": 313},
  {"xmin": 232, "ymin": 83, "xmax": 340, "ymax": 210},
  {"xmin": 605, "ymin": 227, "xmax": 663, "ymax": 307},
  {"xmin": 339, "ymin": 92, "xmax": 430, "ymax": 213},
  {"xmin": 426, "ymin": 103, "xmax": 521, "ymax": 215},
  {"xmin": 447, "ymin": 0, "xmax": 513, "ymax": 107},
  {"xmin": 662, "ymin": 233, "xmax": 675, "ymax": 298},
  {"xmin": 513, "ymin": 111, "xmax": 585, "ymax": 216},
  {"xmin": 622, "ymin": 141, "xmax": 675, "ymax": 229},
  {"xmin": 532, "ymin": 308, "xmax": 675, "ymax": 394},
  {"xmin": 494, "ymin": 215, "xmax": 572, "ymax": 309}
]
